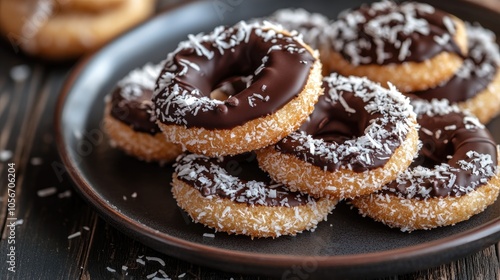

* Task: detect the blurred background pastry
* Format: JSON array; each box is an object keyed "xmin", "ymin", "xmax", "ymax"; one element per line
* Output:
[{"xmin": 0, "ymin": 0, "xmax": 155, "ymax": 60}]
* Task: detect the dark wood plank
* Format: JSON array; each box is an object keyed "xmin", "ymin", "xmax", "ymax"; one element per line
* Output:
[
  {"xmin": 389, "ymin": 245, "xmax": 500, "ymax": 280},
  {"xmin": 497, "ymin": 242, "xmax": 500, "ymax": 267},
  {"xmin": 0, "ymin": 60, "xmax": 42, "ymax": 233},
  {"xmin": 0, "ymin": 64, "xmax": 97, "ymax": 279},
  {"xmin": 84, "ymin": 218, "xmax": 271, "ymax": 279}
]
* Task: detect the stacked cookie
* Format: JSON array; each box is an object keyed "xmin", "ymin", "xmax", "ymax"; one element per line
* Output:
[{"xmin": 104, "ymin": 1, "xmax": 500, "ymax": 237}]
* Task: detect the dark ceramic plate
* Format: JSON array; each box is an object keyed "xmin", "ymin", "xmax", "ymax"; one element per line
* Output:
[{"xmin": 55, "ymin": 0, "xmax": 500, "ymax": 278}]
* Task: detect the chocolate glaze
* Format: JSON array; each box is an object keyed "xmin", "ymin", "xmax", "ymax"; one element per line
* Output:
[
  {"xmin": 154, "ymin": 22, "xmax": 316, "ymax": 129},
  {"xmin": 383, "ymin": 100, "xmax": 498, "ymax": 199},
  {"xmin": 175, "ymin": 153, "xmax": 316, "ymax": 207},
  {"xmin": 276, "ymin": 74, "xmax": 413, "ymax": 173},
  {"xmin": 110, "ymin": 87, "xmax": 160, "ymax": 135},
  {"xmin": 412, "ymin": 24, "xmax": 499, "ymax": 101},
  {"xmin": 109, "ymin": 63, "xmax": 163, "ymax": 135},
  {"xmin": 331, "ymin": 1, "xmax": 464, "ymax": 65}
]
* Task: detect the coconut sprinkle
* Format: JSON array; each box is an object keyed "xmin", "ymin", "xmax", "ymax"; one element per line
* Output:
[
  {"xmin": 10, "ymin": 64, "xmax": 30, "ymax": 82},
  {"xmin": 106, "ymin": 267, "xmax": 116, "ymax": 273},
  {"xmin": 0, "ymin": 150, "xmax": 13, "ymax": 162},
  {"xmin": 37, "ymin": 187, "xmax": 57, "ymax": 197},
  {"xmin": 30, "ymin": 157, "xmax": 43, "ymax": 165},
  {"xmin": 145, "ymin": 256, "xmax": 166, "ymax": 266},
  {"xmin": 67, "ymin": 231, "xmax": 81, "ymax": 239},
  {"xmin": 203, "ymin": 233, "xmax": 215, "ymax": 238},
  {"xmin": 58, "ymin": 190, "xmax": 72, "ymax": 199}
]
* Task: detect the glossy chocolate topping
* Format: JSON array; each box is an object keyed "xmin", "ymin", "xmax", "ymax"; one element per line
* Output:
[
  {"xmin": 412, "ymin": 24, "xmax": 500, "ymax": 101},
  {"xmin": 383, "ymin": 99, "xmax": 498, "ymax": 199},
  {"xmin": 329, "ymin": 1, "xmax": 464, "ymax": 65},
  {"xmin": 174, "ymin": 153, "xmax": 316, "ymax": 207},
  {"xmin": 276, "ymin": 74, "xmax": 415, "ymax": 172},
  {"xmin": 110, "ymin": 63, "xmax": 162, "ymax": 135},
  {"xmin": 154, "ymin": 21, "xmax": 317, "ymax": 129}
]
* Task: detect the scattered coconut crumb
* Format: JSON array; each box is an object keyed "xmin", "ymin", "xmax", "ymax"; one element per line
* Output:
[
  {"xmin": 146, "ymin": 256, "xmax": 166, "ymax": 266},
  {"xmin": 73, "ymin": 130, "xmax": 83, "ymax": 140},
  {"xmin": 131, "ymin": 192, "xmax": 138, "ymax": 198},
  {"xmin": 178, "ymin": 273, "xmax": 186, "ymax": 278},
  {"xmin": 83, "ymin": 226, "xmax": 90, "ymax": 231},
  {"xmin": 157, "ymin": 269, "xmax": 169, "ymax": 279},
  {"xmin": 106, "ymin": 267, "xmax": 116, "ymax": 273},
  {"xmin": 15, "ymin": 219, "xmax": 24, "ymax": 225},
  {"xmin": 37, "ymin": 187, "xmax": 57, "ymax": 197},
  {"xmin": 58, "ymin": 190, "xmax": 72, "ymax": 198},
  {"xmin": 67, "ymin": 231, "xmax": 81, "ymax": 239},
  {"xmin": 30, "ymin": 157, "xmax": 43, "ymax": 165},
  {"xmin": 147, "ymin": 271, "xmax": 158, "ymax": 279},
  {"xmin": 136, "ymin": 258, "xmax": 146, "ymax": 265},
  {"xmin": 203, "ymin": 233, "xmax": 215, "ymax": 238},
  {"xmin": 113, "ymin": 256, "xmax": 175, "ymax": 279},
  {"xmin": 10, "ymin": 65, "xmax": 30, "ymax": 82},
  {"xmin": 0, "ymin": 150, "xmax": 13, "ymax": 161},
  {"xmin": 123, "ymin": 195, "xmax": 127, "ymax": 201}
]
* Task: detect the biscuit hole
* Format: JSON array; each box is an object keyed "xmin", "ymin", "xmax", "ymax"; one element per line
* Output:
[
  {"xmin": 210, "ymin": 88, "xmax": 231, "ymax": 101},
  {"xmin": 210, "ymin": 77, "xmax": 248, "ymax": 101}
]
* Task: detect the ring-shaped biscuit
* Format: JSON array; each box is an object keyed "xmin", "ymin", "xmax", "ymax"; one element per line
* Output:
[
  {"xmin": 104, "ymin": 62, "xmax": 182, "ymax": 163},
  {"xmin": 153, "ymin": 21, "xmax": 323, "ymax": 157},
  {"xmin": 411, "ymin": 23, "xmax": 500, "ymax": 124},
  {"xmin": 326, "ymin": 1, "xmax": 467, "ymax": 92},
  {"xmin": 352, "ymin": 99, "xmax": 500, "ymax": 231},
  {"xmin": 257, "ymin": 74, "xmax": 419, "ymax": 199},
  {"xmin": 171, "ymin": 153, "xmax": 337, "ymax": 238}
]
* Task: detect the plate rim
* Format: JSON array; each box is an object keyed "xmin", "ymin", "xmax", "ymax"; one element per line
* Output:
[{"xmin": 54, "ymin": 0, "xmax": 500, "ymax": 277}]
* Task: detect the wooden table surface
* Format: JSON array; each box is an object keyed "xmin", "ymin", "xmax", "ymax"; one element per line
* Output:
[{"xmin": 0, "ymin": 0, "xmax": 499, "ymax": 279}]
